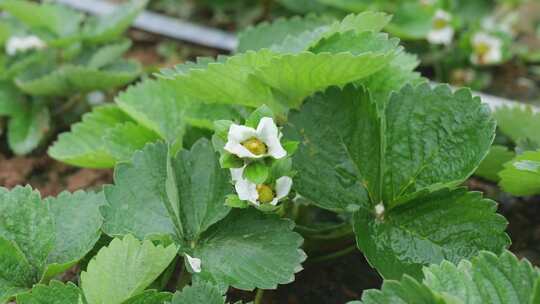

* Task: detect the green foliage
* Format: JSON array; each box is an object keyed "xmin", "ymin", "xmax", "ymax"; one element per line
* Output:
[
  {"xmin": 499, "ymin": 150, "xmax": 540, "ymax": 196},
  {"xmin": 355, "ymin": 251, "xmax": 540, "ymax": 304},
  {"xmin": 170, "ymin": 281, "xmax": 225, "ymax": 304},
  {"xmin": 0, "ymin": 186, "xmax": 105, "ymax": 301},
  {"xmin": 494, "ymin": 106, "xmax": 540, "ymax": 147},
  {"xmin": 475, "ymin": 145, "xmax": 515, "ymax": 182},
  {"xmin": 80, "ymin": 235, "xmax": 177, "ymax": 304},
  {"xmin": 101, "ymin": 140, "xmax": 305, "ymax": 291},
  {"xmin": 284, "ymin": 84, "xmax": 507, "ymax": 279}
]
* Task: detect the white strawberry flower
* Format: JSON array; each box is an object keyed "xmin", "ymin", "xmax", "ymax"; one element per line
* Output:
[
  {"xmin": 470, "ymin": 32, "xmax": 503, "ymax": 65},
  {"xmin": 230, "ymin": 166, "xmax": 292, "ymax": 206},
  {"xmin": 427, "ymin": 9, "xmax": 454, "ymax": 45},
  {"xmin": 224, "ymin": 117, "xmax": 286, "ymax": 159},
  {"xmin": 184, "ymin": 253, "xmax": 201, "ymax": 273},
  {"xmin": 5, "ymin": 35, "xmax": 46, "ymax": 56}
]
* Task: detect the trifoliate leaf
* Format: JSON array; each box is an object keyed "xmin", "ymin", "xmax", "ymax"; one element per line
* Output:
[
  {"xmin": 170, "ymin": 281, "xmax": 225, "ymax": 304},
  {"xmin": 0, "ymin": 0, "xmax": 83, "ymax": 37},
  {"xmin": 116, "ymin": 79, "xmax": 242, "ymax": 142},
  {"xmin": 475, "ymin": 145, "xmax": 515, "ymax": 182},
  {"xmin": 48, "ymin": 105, "xmax": 134, "ymax": 168},
  {"xmin": 15, "ymin": 61, "xmax": 141, "ymax": 96},
  {"xmin": 354, "ymin": 187, "xmax": 509, "ymax": 280},
  {"xmin": 82, "ymin": 0, "xmax": 148, "ymax": 44},
  {"xmin": 0, "ymin": 186, "xmax": 105, "ymax": 300},
  {"xmin": 7, "ymin": 101, "xmax": 49, "ymax": 155},
  {"xmin": 193, "ymin": 209, "xmax": 306, "ymax": 290},
  {"xmin": 499, "ymin": 150, "xmax": 540, "ymax": 196},
  {"xmin": 494, "ymin": 106, "xmax": 540, "ymax": 146},
  {"xmin": 357, "ymin": 251, "xmax": 540, "ymax": 304},
  {"xmin": 16, "ymin": 281, "xmax": 82, "ymax": 304},
  {"xmin": 80, "ymin": 235, "xmax": 177, "ymax": 304},
  {"xmin": 103, "ymin": 122, "xmax": 161, "ymax": 162}
]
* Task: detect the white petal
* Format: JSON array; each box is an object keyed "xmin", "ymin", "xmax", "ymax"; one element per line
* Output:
[
  {"xmin": 434, "ymin": 9, "xmax": 451, "ymax": 21},
  {"xmin": 230, "ymin": 166, "xmax": 245, "ymax": 183},
  {"xmin": 375, "ymin": 203, "xmax": 385, "ymax": 217},
  {"xmin": 427, "ymin": 27, "xmax": 454, "ymax": 45},
  {"xmin": 256, "ymin": 117, "xmax": 286, "ymax": 159},
  {"xmin": 185, "ymin": 254, "xmax": 201, "ymax": 273},
  {"xmin": 235, "ymin": 178, "xmax": 259, "ymax": 205},
  {"xmin": 275, "ymin": 176, "xmax": 293, "ymax": 200},
  {"xmin": 486, "ymin": 47, "xmax": 502, "ymax": 64},
  {"xmin": 224, "ymin": 124, "xmax": 264, "ymax": 158}
]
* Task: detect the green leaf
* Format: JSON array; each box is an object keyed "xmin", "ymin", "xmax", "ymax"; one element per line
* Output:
[
  {"xmin": 16, "ymin": 281, "xmax": 81, "ymax": 304},
  {"xmin": 82, "ymin": 0, "xmax": 148, "ymax": 44},
  {"xmin": 102, "ymin": 139, "xmax": 231, "ymax": 241},
  {"xmin": 170, "ymin": 281, "xmax": 225, "ymax": 304},
  {"xmin": 0, "ymin": 0, "xmax": 83, "ymax": 37},
  {"xmin": 224, "ymin": 194, "xmax": 248, "ymax": 209},
  {"xmin": 193, "ymin": 209, "xmax": 306, "ymax": 290},
  {"xmin": 244, "ymin": 161, "xmax": 269, "ymax": 184},
  {"xmin": 103, "ymin": 122, "xmax": 161, "ymax": 162},
  {"xmin": 0, "ymin": 186, "xmax": 104, "ymax": 299},
  {"xmin": 354, "ymin": 188, "xmax": 509, "ymax": 280},
  {"xmin": 48, "ymin": 105, "xmax": 134, "ymax": 168},
  {"xmin": 116, "ymin": 79, "xmax": 242, "ymax": 142},
  {"xmin": 80, "ymin": 235, "xmax": 177, "ymax": 304},
  {"xmin": 219, "ymin": 153, "xmax": 243, "ymax": 169},
  {"xmin": 358, "ymin": 276, "xmax": 446, "ymax": 304},
  {"xmin": 237, "ymin": 14, "xmax": 332, "ymax": 52},
  {"xmin": 7, "ymin": 101, "xmax": 50, "ymax": 155},
  {"xmin": 283, "ymin": 85, "xmax": 383, "ymax": 212},
  {"xmin": 382, "ymin": 84, "xmax": 495, "ymax": 204},
  {"xmin": 475, "ymin": 145, "xmax": 515, "ymax": 182},
  {"xmin": 87, "ymin": 40, "xmax": 132, "ymax": 69},
  {"xmin": 494, "ymin": 106, "xmax": 540, "ymax": 146},
  {"xmin": 0, "ymin": 81, "xmax": 25, "ymax": 117},
  {"xmin": 102, "ymin": 142, "xmax": 177, "ymax": 240},
  {"xmin": 42, "ymin": 191, "xmax": 106, "ymax": 280},
  {"xmin": 123, "ymin": 290, "xmax": 172, "ymax": 304},
  {"xmin": 245, "ymin": 105, "xmax": 274, "ymax": 128},
  {"xmin": 384, "ymin": 2, "xmax": 435, "ymax": 40},
  {"xmin": 171, "ymin": 139, "xmax": 232, "ymax": 240},
  {"xmin": 423, "ymin": 251, "xmax": 540, "ymax": 304},
  {"xmin": 16, "ymin": 61, "xmax": 141, "ymax": 96},
  {"xmin": 357, "ymin": 250, "xmax": 540, "ymax": 303},
  {"xmin": 499, "ymin": 150, "xmax": 540, "ymax": 196},
  {"xmin": 0, "ymin": 237, "xmax": 34, "ymax": 303}
]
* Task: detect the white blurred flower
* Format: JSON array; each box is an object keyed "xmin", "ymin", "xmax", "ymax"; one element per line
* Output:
[
  {"xmin": 230, "ymin": 166, "xmax": 292, "ymax": 206},
  {"xmin": 224, "ymin": 117, "xmax": 286, "ymax": 159},
  {"xmin": 427, "ymin": 9, "xmax": 454, "ymax": 45},
  {"xmin": 5, "ymin": 35, "xmax": 46, "ymax": 56},
  {"xmin": 184, "ymin": 253, "xmax": 201, "ymax": 273},
  {"xmin": 470, "ymin": 32, "xmax": 503, "ymax": 65}
]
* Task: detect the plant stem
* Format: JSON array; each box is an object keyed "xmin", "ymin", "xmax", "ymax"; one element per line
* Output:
[
  {"xmin": 308, "ymin": 245, "xmax": 356, "ymax": 264},
  {"xmin": 254, "ymin": 288, "xmax": 265, "ymax": 304}
]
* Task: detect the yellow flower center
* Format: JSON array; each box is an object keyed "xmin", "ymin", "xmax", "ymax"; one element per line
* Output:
[
  {"xmin": 474, "ymin": 42, "xmax": 490, "ymax": 56},
  {"xmin": 242, "ymin": 138, "xmax": 267, "ymax": 155},
  {"xmin": 256, "ymin": 184, "xmax": 275, "ymax": 204},
  {"xmin": 433, "ymin": 18, "xmax": 448, "ymax": 30}
]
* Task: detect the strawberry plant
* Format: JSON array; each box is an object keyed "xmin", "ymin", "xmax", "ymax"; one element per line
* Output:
[
  {"xmin": 0, "ymin": 10, "xmax": 528, "ymax": 303},
  {"xmin": 0, "ymin": 0, "xmax": 146, "ymax": 155}
]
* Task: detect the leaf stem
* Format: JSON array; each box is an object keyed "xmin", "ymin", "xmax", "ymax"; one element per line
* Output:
[
  {"xmin": 307, "ymin": 245, "xmax": 356, "ymax": 264},
  {"xmin": 254, "ymin": 288, "xmax": 265, "ymax": 304}
]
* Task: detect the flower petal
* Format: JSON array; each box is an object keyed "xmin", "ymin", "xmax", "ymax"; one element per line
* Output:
[
  {"xmin": 185, "ymin": 254, "xmax": 202, "ymax": 273},
  {"xmin": 257, "ymin": 117, "xmax": 286, "ymax": 159},
  {"xmin": 230, "ymin": 166, "xmax": 245, "ymax": 183},
  {"xmin": 224, "ymin": 124, "xmax": 264, "ymax": 158},
  {"xmin": 235, "ymin": 178, "xmax": 259, "ymax": 205},
  {"xmin": 275, "ymin": 176, "xmax": 293, "ymax": 200},
  {"xmin": 427, "ymin": 27, "xmax": 454, "ymax": 45}
]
